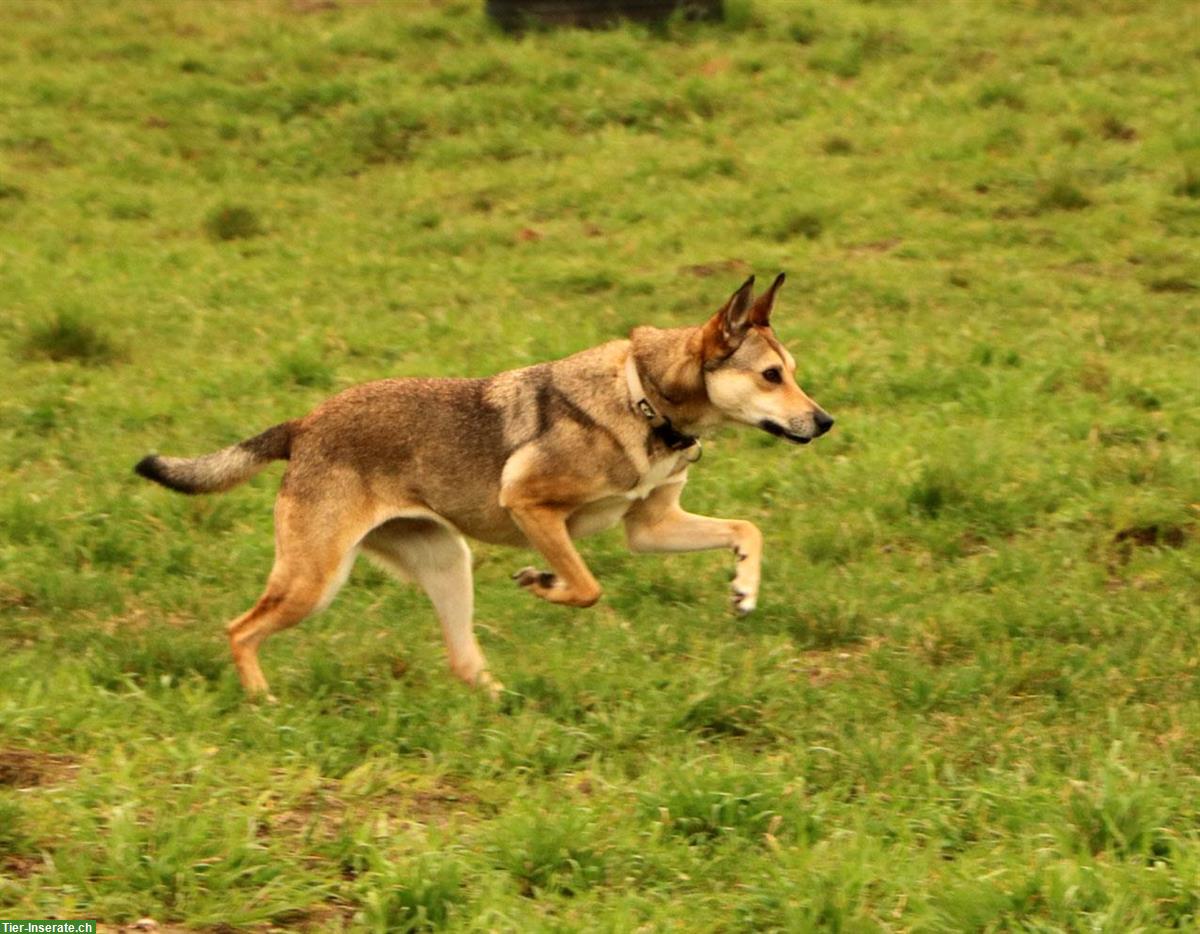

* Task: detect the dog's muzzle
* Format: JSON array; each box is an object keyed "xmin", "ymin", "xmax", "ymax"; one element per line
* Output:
[
  {"xmin": 759, "ymin": 420, "xmax": 811, "ymax": 444},
  {"xmin": 760, "ymin": 411, "xmax": 834, "ymax": 445}
]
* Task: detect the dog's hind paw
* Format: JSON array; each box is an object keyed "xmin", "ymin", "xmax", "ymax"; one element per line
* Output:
[
  {"xmin": 731, "ymin": 588, "xmax": 757, "ymax": 616},
  {"xmin": 476, "ymin": 670, "xmax": 505, "ymax": 701},
  {"xmin": 513, "ymin": 567, "xmax": 556, "ymax": 589}
]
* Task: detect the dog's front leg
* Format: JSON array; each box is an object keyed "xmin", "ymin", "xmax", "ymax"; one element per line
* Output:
[
  {"xmin": 624, "ymin": 482, "xmax": 763, "ymax": 615},
  {"xmin": 507, "ymin": 503, "xmax": 602, "ymax": 608}
]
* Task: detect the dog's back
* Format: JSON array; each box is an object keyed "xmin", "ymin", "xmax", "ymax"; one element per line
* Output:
[{"xmin": 281, "ymin": 340, "xmax": 644, "ymax": 545}]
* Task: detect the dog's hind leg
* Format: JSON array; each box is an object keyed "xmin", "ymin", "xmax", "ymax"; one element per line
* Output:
[
  {"xmin": 226, "ymin": 491, "xmax": 367, "ymax": 698},
  {"xmin": 362, "ymin": 518, "xmax": 502, "ymax": 698},
  {"xmin": 623, "ymin": 482, "xmax": 763, "ymax": 616}
]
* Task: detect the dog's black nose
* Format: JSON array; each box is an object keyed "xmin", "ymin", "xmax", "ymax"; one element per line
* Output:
[{"xmin": 813, "ymin": 410, "xmax": 835, "ymax": 436}]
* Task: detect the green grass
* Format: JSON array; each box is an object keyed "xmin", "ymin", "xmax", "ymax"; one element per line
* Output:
[{"xmin": 2, "ymin": 0, "xmax": 1199, "ymax": 929}]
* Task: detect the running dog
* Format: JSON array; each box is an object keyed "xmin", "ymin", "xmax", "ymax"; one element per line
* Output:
[{"xmin": 135, "ymin": 274, "xmax": 833, "ymax": 698}]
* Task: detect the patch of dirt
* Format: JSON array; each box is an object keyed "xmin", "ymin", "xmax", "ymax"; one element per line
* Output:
[
  {"xmin": 272, "ymin": 902, "xmax": 356, "ymax": 932},
  {"xmin": 406, "ymin": 784, "xmax": 480, "ymax": 824},
  {"xmin": 1112, "ymin": 523, "xmax": 1190, "ymax": 566},
  {"xmin": 1100, "ymin": 115, "xmax": 1137, "ymax": 141},
  {"xmin": 795, "ymin": 636, "xmax": 885, "ymax": 686},
  {"xmin": 262, "ymin": 776, "xmax": 482, "ymax": 843},
  {"xmin": 106, "ymin": 922, "xmax": 196, "ymax": 934},
  {"xmin": 263, "ymin": 783, "xmax": 346, "ymax": 841},
  {"xmin": 0, "ymin": 583, "xmax": 37, "ymax": 611},
  {"xmin": 0, "ymin": 749, "xmax": 77, "ymax": 788},
  {"xmin": 847, "ymin": 237, "xmax": 902, "ymax": 255},
  {"xmin": 1, "ymin": 853, "xmax": 39, "ymax": 878},
  {"xmin": 287, "ymin": 0, "xmax": 339, "ymax": 13},
  {"xmin": 679, "ymin": 259, "xmax": 750, "ymax": 278},
  {"xmin": 389, "ymin": 656, "xmax": 410, "ymax": 680},
  {"xmin": 1114, "ymin": 523, "xmax": 1187, "ymax": 549},
  {"xmin": 99, "ymin": 608, "xmax": 193, "ymax": 635}
]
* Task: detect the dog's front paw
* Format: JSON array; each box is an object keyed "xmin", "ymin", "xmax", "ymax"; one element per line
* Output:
[
  {"xmin": 513, "ymin": 566, "xmax": 557, "ymax": 590},
  {"xmin": 731, "ymin": 586, "xmax": 757, "ymax": 616},
  {"xmin": 512, "ymin": 567, "xmax": 600, "ymax": 607}
]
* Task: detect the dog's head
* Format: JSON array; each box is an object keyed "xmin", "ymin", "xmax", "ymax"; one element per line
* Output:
[{"xmin": 700, "ymin": 274, "xmax": 834, "ymax": 444}]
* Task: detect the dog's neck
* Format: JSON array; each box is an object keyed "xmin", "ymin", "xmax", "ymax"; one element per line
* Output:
[{"xmin": 627, "ymin": 326, "xmax": 717, "ymax": 434}]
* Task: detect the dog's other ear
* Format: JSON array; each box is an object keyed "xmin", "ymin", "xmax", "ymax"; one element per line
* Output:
[
  {"xmin": 750, "ymin": 272, "xmax": 785, "ymax": 327},
  {"xmin": 702, "ymin": 275, "xmax": 755, "ymax": 358}
]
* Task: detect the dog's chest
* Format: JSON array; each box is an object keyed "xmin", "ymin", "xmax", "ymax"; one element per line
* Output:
[
  {"xmin": 566, "ymin": 453, "xmax": 688, "ymax": 540},
  {"xmin": 625, "ymin": 452, "xmax": 686, "ymax": 500}
]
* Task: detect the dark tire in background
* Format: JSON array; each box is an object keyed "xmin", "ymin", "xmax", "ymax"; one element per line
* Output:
[{"xmin": 487, "ymin": 0, "xmax": 724, "ymax": 31}]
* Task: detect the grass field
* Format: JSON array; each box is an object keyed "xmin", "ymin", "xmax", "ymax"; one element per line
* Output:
[{"xmin": 2, "ymin": 0, "xmax": 1199, "ymax": 929}]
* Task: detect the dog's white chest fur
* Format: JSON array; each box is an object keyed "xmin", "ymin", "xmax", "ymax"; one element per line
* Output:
[
  {"xmin": 625, "ymin": 453, "xmax": 686, "ymax": 500},
  {"xmin": 565, "ymin": 454, "xmax": 688, "ymax": 540}
]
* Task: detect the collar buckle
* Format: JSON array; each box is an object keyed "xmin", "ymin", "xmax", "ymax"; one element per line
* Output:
[{"xmin": 625, "ymin": 349, "xmax": 699, "ymax": 453}]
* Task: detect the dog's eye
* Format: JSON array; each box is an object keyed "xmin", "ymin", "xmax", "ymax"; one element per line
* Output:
[{"xmin": 762, "ymin": 367, "xmax": 783, "ymax": 384}]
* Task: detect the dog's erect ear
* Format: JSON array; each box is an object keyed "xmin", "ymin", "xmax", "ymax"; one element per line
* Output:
[
  {"xmin": 749, "ymin": 272, "xmax": 785, "ymax": 327},
  {"xmin": 721, "ymin": 275, "xmax": 756, "ymax": 341},
  {"xmin": 702, "ymin": 276, "xmax": 755, "ymax": 358}
]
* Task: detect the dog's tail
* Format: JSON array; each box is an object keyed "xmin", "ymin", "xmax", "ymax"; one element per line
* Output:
[{"xmin": 134, "ymin": 421, "xmax": 296, "ymax": 495}]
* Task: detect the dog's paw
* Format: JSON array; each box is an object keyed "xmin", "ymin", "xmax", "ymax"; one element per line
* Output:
[
  {"xmin": 731, "ymin": 587, "xmax": 757, "ymax": 616},
  {"xmin": 513, "ymin": 566, "xmax": 557, "ymax": 590},
  {"xmin": 476, "ymin": 670, "xmax": 505, "ymax": 701}
]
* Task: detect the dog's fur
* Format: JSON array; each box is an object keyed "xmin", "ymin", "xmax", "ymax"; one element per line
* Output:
[{"xmin": 136, "ymin": 275, "xmax": 832, "ymax": 698}]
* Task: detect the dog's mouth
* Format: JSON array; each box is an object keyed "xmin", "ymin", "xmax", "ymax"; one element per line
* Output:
[{"xmin": 759, "ymin": 420, "xmax": 811, "ymax": 445}]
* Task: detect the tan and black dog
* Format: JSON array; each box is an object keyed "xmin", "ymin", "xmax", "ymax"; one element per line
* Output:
[{"xmin": 136, "ymin": 274, "xmax": 833, "ymax": 698}]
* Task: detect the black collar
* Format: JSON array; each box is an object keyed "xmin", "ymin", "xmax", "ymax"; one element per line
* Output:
[
  {"xmin": 625, "ymin": 352, "xmax": 700, "ymax": 455},
  {"xmin": 651, "ymin": 417, "xmax": 699, "ymax": 452}
]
